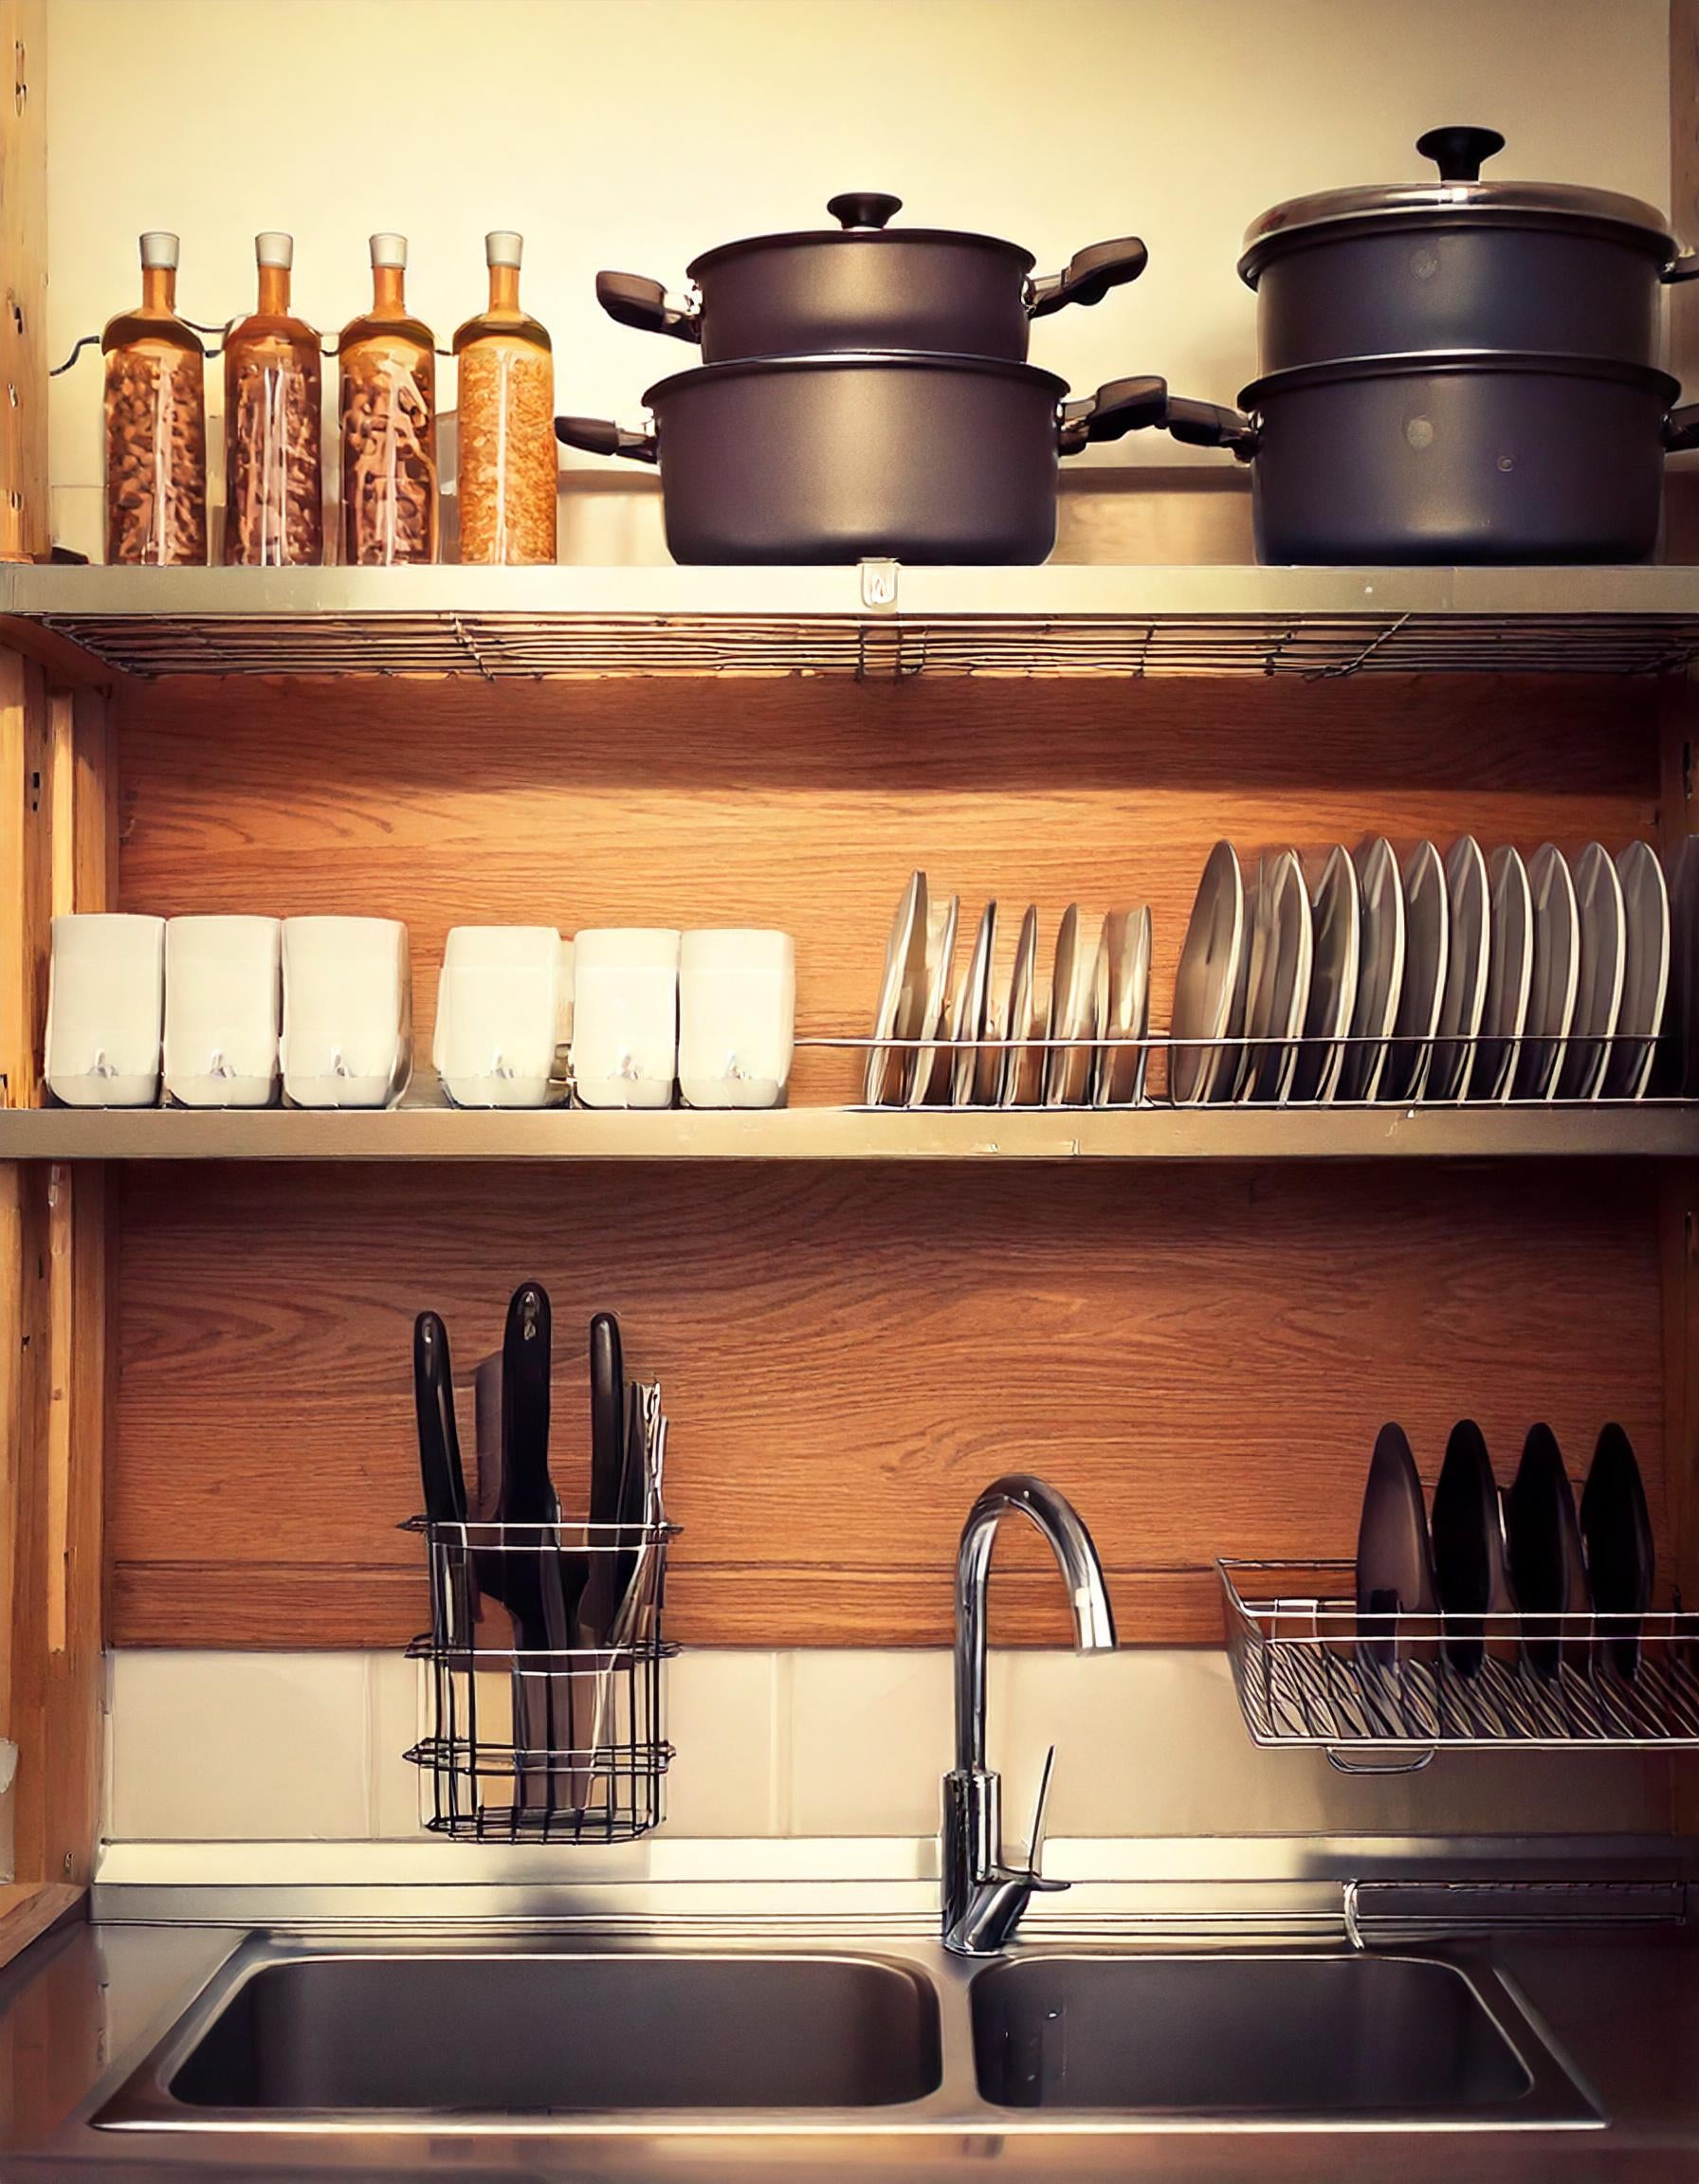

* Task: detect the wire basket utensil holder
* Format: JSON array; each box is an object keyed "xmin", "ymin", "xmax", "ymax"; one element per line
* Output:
[
  {"xmin": 406, "ymin": 1515, "xmax": 678, "ymax": 1842},
  {"xmin": 1219, "ymin": 1559, "xmax": 1699, "ymax": 1771}
]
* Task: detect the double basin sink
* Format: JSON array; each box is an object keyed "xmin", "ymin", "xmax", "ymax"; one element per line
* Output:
[{"xmin": 97, "ymin": 1935, "xmax": 1599, "ymax": 2134}]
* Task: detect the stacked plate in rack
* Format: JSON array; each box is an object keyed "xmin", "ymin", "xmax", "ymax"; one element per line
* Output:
[
  {"xmin": 1172, "ymin": 836, "xmax": 1686, "ymax": 1107},
  {"xmin": 864, "ymin": 871, "xmax": 1153, "ymax": 1110}
]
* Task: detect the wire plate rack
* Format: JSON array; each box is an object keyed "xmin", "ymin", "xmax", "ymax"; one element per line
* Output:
[
  {"xmin": 1219, "ymin": 1560, "xmax": 1699, "ymax": 1770},
  {"xmin": 405, "ymin": 1517, "xmax": 677, "ymax": 1843}
]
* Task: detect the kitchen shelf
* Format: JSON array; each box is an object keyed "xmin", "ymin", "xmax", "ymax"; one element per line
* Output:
[
  {"xmin": 7, "ymin": 563, "xmax": 1699, "ymax": 680},
  {"xmin": 2, "ymin": 1100, "xmax": 1695, "ymax": 1162}
]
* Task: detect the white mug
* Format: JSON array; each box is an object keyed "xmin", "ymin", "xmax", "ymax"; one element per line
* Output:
[
  {"xmin": 46, "ymin": 914, "xmax": 166, "ymax": 1107},
  {"xmin": 282, "ymin": 917, "xmax": 412, "ymax": 1109},
  {"xmin": 679, "ymin": 929, "xmax": 795, "ymax": 1109},
  {"xmin": 164, "ymin": 915, "xmax": 283, "ymax": 1108},
  {"xmin": 432, "ymin": 925, "xmax": 567, "ymax": 1109},
  {"xmin": 570, "ymin": 929, "xmax": 680, "ymax": 1109}
]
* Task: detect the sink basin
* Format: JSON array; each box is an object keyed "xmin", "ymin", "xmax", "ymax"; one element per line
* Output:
[
  {"xmin": 971, "ymin": 1951, "xmax": 1585, "ymax": 2121},
  {"xmin": 103, "ymin": 1945, "xmax": 941, "ymax": 2120}
]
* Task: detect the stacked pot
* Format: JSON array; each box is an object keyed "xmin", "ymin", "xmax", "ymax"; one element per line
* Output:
[
  {"xmin": 557, "ymin": 193, "xmax": 1162, "ymax": 565},
  {"xmin": 1151, "ymin": 126, "xmax": 1699, "ymax": 565}
]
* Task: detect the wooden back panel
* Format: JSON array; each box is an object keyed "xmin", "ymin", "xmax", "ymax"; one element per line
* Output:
[{"xmin": 110, "ymin": 669, "xmax": 1668, "ymax": 1647}]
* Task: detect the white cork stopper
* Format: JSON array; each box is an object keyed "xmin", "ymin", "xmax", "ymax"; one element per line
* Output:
[
  {"xmin": 255, "ymin": 231, "xmax": 293, "ymax": 268},
  {"xmin": 370, "ymin": 232, "xmax": 408, "ymax": 269},
  {"xmin": 139, "ymin": 231, "xmax": 179, "ymax": 271},
  {"xmin": 485, "ymin": 230, "xmax": 523, "ymax": 268}
]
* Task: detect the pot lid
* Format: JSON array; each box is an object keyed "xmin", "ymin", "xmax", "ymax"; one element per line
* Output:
[
  {"xmin": 688, "ymin": 193, "xmax": 1033, "ymax": 279},
  {"xmin": 1239, "ymin": 126, "xmax": 1679, "ymax": 282}
]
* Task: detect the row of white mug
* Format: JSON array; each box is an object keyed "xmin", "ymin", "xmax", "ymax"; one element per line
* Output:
[{"xmin": 45, "ymin": 915, "xmax": 797, "ymax": 1110}]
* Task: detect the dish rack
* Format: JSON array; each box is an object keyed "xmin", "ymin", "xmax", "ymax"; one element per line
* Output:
[
  {"xmin": 815, "ymin": 1028, "xmax": 1691, "ymax": 1113},
  {"xmin": 1219, "ymin": 1559, "xmax": 1699, "ymax": 1771},
  {"xmin": 404, "ymin": 1515, "xmax": 678, "ymax": 1841}
]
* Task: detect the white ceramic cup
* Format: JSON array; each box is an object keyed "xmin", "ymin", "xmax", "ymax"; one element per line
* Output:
[
  {"xmin": 679, "ymin": 929, "xmax": 796, "ymax": 1109},
  {"xmin": 570, "ymin": 929, "xmax": 681, "ymax": 1109},
  {"xmin": 432, "ymin": 925, "xmax": 567, "ymax": 1109},
  {"xmin": 164, "ymin": 915, "xmax": 283, "ymax": 1108},
  {"xmin": 46, "ymin": 914, "xmax": 167, "ymax": 1107},
  {"xmin": 281, "ymin": 917, "xmax": 412, "ymax": 1109}
]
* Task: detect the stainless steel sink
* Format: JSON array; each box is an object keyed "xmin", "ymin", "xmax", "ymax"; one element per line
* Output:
[
  {"xmin": 99, "ymin": 1939, "xmax": 942, "ymax": 2123},
  {"xmin": 970, "ymin": 1950, "xmax": 1594, "ymax": 2123},
  {"xmin": 95, "ymin": 1933, "xmax": 1598, "ymax": 2136}
]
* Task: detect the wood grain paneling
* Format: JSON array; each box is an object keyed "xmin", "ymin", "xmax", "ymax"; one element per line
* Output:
[
  {"xmin": 108, "ymin": 668, "xmax": 1667, "ymax": 1647},
  {"xmin": 0, "ymin": 1, "xmax": 46, "ymax": 565},
  {"xmin": 111, "ymin": 1157, "xmax": 1666, "ymax": 1647},
  {"xmin": 117, "ymin": 672, "xmax": 1658, "ymax": 1109}
]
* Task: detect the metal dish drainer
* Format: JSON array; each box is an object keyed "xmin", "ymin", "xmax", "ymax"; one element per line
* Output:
[
  {"xmin": 824, "ymin": 1024, "xmax": 1690, "ymax": 1112},
  {"xmin": 405, "ymin": 1512, "xmax": 678, "ymax": 1842},
  {"xmin": 1220, "ymin": 1559, "xmax": 1699, "ymax": 1771}
]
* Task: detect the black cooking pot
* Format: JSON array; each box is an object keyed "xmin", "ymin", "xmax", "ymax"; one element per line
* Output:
[
  {"xmin": 556, "ymin": 355, "xmax": 1164, "ymax": 565},
  {"xmin": 595, "ymin": 193, "xmax": 1148, "ymax": 364},
  {"xmin": 1158, "ymin": 353, "xmax": 1699, "ymax": 565},
  {"xmin": 1243, "ymin": 125, "xmax": 1699, "ymax": 377}
]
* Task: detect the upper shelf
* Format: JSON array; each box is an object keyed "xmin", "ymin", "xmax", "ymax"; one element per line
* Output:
[
  {"xmin": 5, "ymin": 564, "xmax": 1699, "ymax": 681},
  {"xmin": 1, "ymin": 1101, "xmax": 1694, "ymax": 1162}
]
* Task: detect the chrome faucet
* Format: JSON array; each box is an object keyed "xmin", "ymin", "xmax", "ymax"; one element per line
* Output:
[{"xmin": 941, "ymin": 1473, "xmax": 1117, "ymax": 1956}]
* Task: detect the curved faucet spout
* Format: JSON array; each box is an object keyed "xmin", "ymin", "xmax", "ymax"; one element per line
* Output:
[
  {"xmin": 953, "ymin": 1473, "xmax": 1118, "ymax": 1775},
  {"xmin": 942, "ymin": 1473, "xmax": 1116, "ymax": 1955}
]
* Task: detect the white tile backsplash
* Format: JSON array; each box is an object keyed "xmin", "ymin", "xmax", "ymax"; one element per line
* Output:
[{"xmin": 102, "ymin": 1647, "xmax": 1672, "ymax": 1845}]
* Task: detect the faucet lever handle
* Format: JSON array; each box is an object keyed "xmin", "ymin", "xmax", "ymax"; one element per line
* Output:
[{"xmin": 1024, "ymin": 1744, "xmax": 1069, "ymax": 1891}]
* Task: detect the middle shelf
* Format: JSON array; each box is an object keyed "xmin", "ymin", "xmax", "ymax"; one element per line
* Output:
[{"xmin": 4, "ymin": 1097, "xmax": 1696, "ymax": 1162}]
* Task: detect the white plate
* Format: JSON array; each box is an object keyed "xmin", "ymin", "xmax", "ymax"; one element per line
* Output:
[
  {"xmin": 1668, "ymin": 835, "xmax": 1699, "ymax": 1097},
  {"xmin": 865, "ymin": 870, "xmax": 927, "ymax": 1106},
  {"xmin": 1555, "ymin": 842, "xmax": 1626, "ymax": 1101},
  {"xmin": 1337, "ymin": 837, "xmax": 1405, "ymax": 1103},
  {"xmin": 1512, "ymin": 845, "xmax": 1580, "ymax": 1101},
  {"xmin": 950, "ymin": 901, "xmax": 996, "ymax": 1108},
  {"xmin": 1043, "ymin": 903, "xmax": 1093, "ymax": 1106},
  {"xmin": 1475, "ymin": 846, "xmax": 1535, "ymax": 1103},
  {"xmin": 1000, "ymin": 906, "xmax": 1041, "ymax": 1107},
  {"xmin": 1240, "ymin": 848, "xmax": 1313, "ymax": 1104},
  {"xmin": 1170, "ymin": 842, "xmax": 1245, "ymax": 1107},
  {"xmin": 1604, "ymin": 841, "xmax": 1671, "ymax": 1101},
  {"xmin": 1427, "ymin": 837, "xmax": 1490, "ymax": 1104},
  {"xmin": 1289, "ymin": 846, "xmax": 1360, "ymax": 1105},
  {"xmin": 1381, "ymin": 840, "xmax": 1449, "ymax": 1104},
  {"xmin": 906, "ymin": 894, "xmax": 959, "ymax": 1108},
  {"xmin": 1093, "ymin": 905, "xmax": 1152, "ymax": 1107}
]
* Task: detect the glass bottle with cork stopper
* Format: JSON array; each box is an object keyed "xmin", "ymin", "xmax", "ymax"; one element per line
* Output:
[
  {"xmin": 338, "ymin": 233, "xmax": 438, "ymax": 565},
  {"xmin": 101, "ymin": 231, "xmax": 208, "ymax": 565},
  {"xmin": 223, "ymin": 232, "xmax": 323, "ymax": 566},
  {"xmin": 454, "ymin": 230, "xmax": 556, "ymax": 565}
]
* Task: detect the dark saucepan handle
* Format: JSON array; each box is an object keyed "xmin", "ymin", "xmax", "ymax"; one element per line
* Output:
[
  {"xmin": 555, "ymin": 414, "xmax": 659, "ymax": 464},
  {"xmin": 595, "ymin": 271, "xmax": 702, "ymax": 343},
  {"xmin": 1028, "ymin": 236, "xmax": 1149, "ymax": 319},
  {"xmin": 1057, "ymin": 373, "xmax": 1169, "ymax": 454},
  {"xmin": 1160, "ymin": 391, "xmax": 1261, "ymax": 460},
  {"xmin": 1666, "ymin": 403, "xmax": 1699, "ymax": 452},
  {"xmin": 1665, "ymin": 253, "xmax": 1699, "ymax": 285}
]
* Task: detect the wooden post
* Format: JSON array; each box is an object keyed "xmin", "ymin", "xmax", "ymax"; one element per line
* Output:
[
  {"xmin": 0, "ymin": 646, "xmax": 111, "ymax": 1909},
  {"xmin": 0, "ymin": 0, "xmax": 46, "ymax": 564}
]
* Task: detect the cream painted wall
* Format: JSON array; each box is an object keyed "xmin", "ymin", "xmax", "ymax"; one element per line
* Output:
[
  {"xmin": 104, "ymin": 1649, "xmax": 1670, "ymax": 1843},
  {"xmin": 43, "ymin": 0, "xmax": 1672, "ymax": 556}
]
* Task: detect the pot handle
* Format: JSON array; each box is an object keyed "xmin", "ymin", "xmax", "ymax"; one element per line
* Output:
[
  {"xmin": 1664, "ymin": 253, "xmax": 1699, "ymax": 285},
  {"xmin": 1665, "ymin": 403, "xmax": 1699, "ymax": 453},
  {"xmin": 554, "ymin": 414, "xmax": 659, "ymax": 465},
  {"xmin": 596, "ymin": 271, "xmax": 702, "ymax": 344},
  {"xmin": 1160, "ymin": 392, "xmax": 1260, "ymax": 461},
  {"xmin": 1028, "ymin": 237, "xmax": 1149, "ymax": 319},
  {"xmin": 1057, "ymin": 374, "xmax": 1169, "ymax": 453}
]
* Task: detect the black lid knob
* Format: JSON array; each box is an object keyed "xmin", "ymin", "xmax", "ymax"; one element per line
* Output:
[
  {"xmin": 827, "ymin": 191, "xmax": 902, "ymax": 230},
  {"xmin": 1416, "ymin": 126, "xmax": 1507, "ymax": 183}
]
